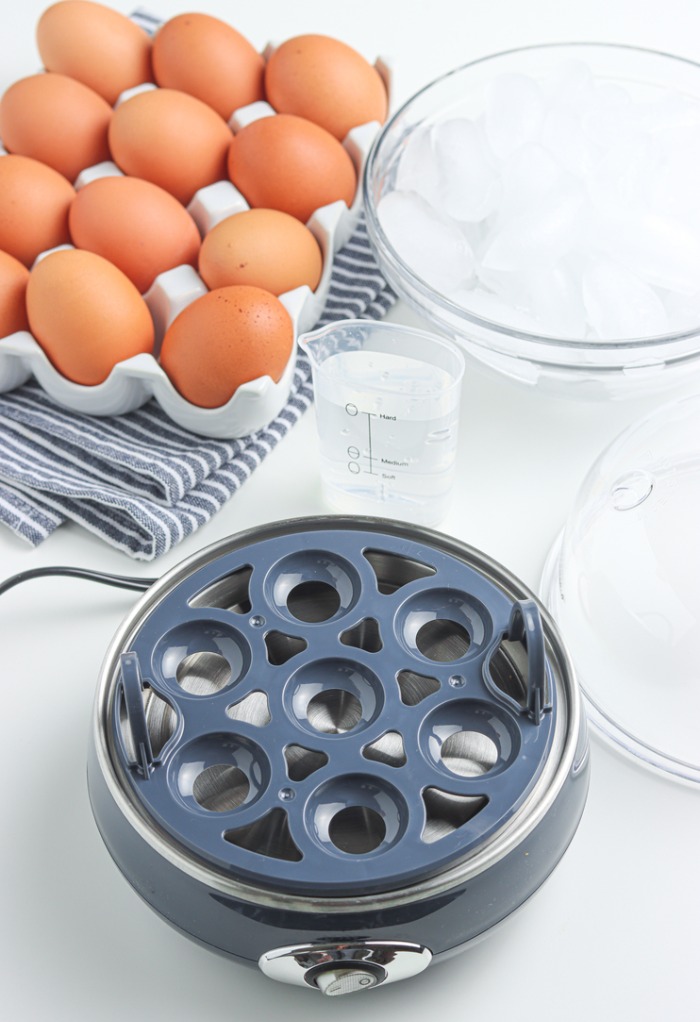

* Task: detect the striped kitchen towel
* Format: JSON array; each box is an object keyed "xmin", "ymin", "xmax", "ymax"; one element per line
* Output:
[{"xmin": 0, "ymin": 218, "xmax": 396, "ymax": 560}]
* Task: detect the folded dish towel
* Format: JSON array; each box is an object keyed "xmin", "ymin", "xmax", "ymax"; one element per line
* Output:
[{"xmin": 0, "ymin": 218, "xmax": 395, "ymax": 560}]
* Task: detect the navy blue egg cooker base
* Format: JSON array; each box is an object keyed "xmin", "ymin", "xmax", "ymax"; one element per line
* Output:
[{"xmin": 89, "ymin": 516, "xmax": 589, "ymax": 995}]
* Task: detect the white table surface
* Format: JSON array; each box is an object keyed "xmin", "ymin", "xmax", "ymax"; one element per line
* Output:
[{"xmin": 2, "ymin": 2, "xmax": 699, "ymax": 1019}]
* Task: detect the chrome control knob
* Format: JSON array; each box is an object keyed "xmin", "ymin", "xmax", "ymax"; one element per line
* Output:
[
  {"xmin": 315, "ymin": 967, "xmax": 380, "ymax": 996},
  {"xmin": 259, "ymin": 940, "xmax": 432, "ymax": 992}
]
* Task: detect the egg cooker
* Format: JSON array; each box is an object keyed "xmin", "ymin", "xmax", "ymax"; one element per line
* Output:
[{"xmin": 89, "ymin": 515, "xmax": 589, "ymax": 996}]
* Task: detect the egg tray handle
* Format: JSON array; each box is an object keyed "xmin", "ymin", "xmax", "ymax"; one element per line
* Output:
[
  {"xmin": 507, "ymin": 600, "xmax": 550, "ymax": 725},
  {"xmin": 119, "ymin": 651, "xmax": 155, "ymax": 779}
]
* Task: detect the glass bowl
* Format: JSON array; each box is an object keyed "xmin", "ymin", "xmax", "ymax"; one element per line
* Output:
[{"xmin": 364, "ymin": 43, "xmax": 700, "ymax": 400}]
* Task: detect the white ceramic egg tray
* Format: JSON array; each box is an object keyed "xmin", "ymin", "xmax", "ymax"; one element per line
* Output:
[{"xmin": 0, "ymin": 88, "xmax": 387, "ymax": 438}]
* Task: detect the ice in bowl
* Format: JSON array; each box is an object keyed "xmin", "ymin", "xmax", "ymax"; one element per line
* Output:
[{"xmin": 365, "ymin": 45, "xmax": 700, "ymax": 397}]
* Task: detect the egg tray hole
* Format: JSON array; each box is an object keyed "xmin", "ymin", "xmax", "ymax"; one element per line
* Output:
[
  {"xmin": 363, "ymin": 548, "xmax": 437, "ymax": 594},
  {"xmin": 306, "ymin": 688, "xmax": 364, "ymax": 734},
  {"xmin": 189, "ymin": 565, "xmax": 253, "ymax": 614},
  {"xmin": 176, "ymin": 650, "xmax": 232, "ymax": 695},
  {"xmin": 415, "ymin": 618, "xmax": 471, "ymax": 662},
  {"xmin": 193, "ymin": 764, "xmax": 250, "ymax": 813},
  {"xmin": 287, "ymin": 580, "xmax": 341, "ymax": 622},
  {"xmin": 225, "ymin": 808, "xmax": 303, "ymax": 862},
  {"xmin": 328, "ymin": 806, "xmax": 387, "ymax": 854},
  {"xmin": 421, "ymin": 789, "xmax": 488, "ymax": 844},
  {"xmin": 264, "ymin": 630, "xmax": 308, "ymax": 665},
  {"xmin": 397, "ymin": 669, "xmax": 441, "ymax": 706}
]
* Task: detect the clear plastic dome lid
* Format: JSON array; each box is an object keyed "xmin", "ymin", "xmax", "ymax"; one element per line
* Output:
[{"xmin": 541, "ymin": 395, "xmax": 700, "ymax": 784}]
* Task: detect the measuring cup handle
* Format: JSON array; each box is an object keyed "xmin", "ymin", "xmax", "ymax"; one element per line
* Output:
[{"xmin": 507, "ymin": 600, "xmax": 550, "ymax": 725}]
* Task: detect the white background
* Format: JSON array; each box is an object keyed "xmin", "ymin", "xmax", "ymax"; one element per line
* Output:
[{"xmin": 1, "ymin": 2, "xmax": 699, "ymax": 1019}]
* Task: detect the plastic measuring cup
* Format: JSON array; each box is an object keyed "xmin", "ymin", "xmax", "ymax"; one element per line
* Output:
[{"xmin": 299, "ymin": 319, "xmax": 465, "ymax": 525}]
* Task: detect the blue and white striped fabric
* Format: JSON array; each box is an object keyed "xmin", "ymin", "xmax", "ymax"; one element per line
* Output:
[{"xmin": 0, "ymin": 218, "xmax": 395, "ymax": 560}]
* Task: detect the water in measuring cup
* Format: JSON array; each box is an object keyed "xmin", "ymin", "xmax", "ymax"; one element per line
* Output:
[{"xmin": 314, "ymin": 349, "xmax": 460, "ymax": 524}]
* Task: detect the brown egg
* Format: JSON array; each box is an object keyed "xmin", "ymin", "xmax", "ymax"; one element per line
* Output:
[
  {"xmin": 152, "ymin": 13, "xmax": 264, "ymax": 121},
  {"xmin": 26, "ymin": 248, "xmax": 155, "ymax": 385},
  {"xmin": 69, "ymin": 176, "xmax": 202, "ymax": 293},
  {"xmin": 228, "ymin": 114, "xmax": 356, "ymax": 223},
  {"xmin": 109, "ymin": 88, "xmax": 232, "ymax": 205},
  {"xmin": 199, "ymin": 209, "xmax": 322, "ymax": 294},
  {"xmin": 265, "ymin": 34, "xmax": 388, "ymax": 141},
  {"xmin": 0, "ymin": 250, "xmax": 30, "ymax": 337},
  {"xmin": 36, "ymin": 0, "xmax": 153, "ymax": 106},
  {"xmin": 160, "ymin": 285, "xmax": 293, "ymax": 408},
  {"xmin": 0, "ymin": 155, "xmax": 75, "ymax": 267},
  {"xmin": 0, "ymin": 72, "xmax": 112, "ymax": 182}
]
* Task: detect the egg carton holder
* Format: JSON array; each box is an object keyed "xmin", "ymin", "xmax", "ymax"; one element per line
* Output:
[{"xmin": 0, "ymin": 83, "xmax": 388, "ymax": 438}]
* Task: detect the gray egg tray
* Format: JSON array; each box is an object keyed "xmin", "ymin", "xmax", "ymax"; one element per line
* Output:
[{"xmin": 112, "ymin": 520, "xmax": 555, "ymax": 895}]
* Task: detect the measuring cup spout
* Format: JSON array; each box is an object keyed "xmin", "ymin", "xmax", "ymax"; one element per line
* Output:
[
  {"xmin": 298, "ymin": 329, "xmax": 324, "ymax": 368},
  {"xmin": 298, "ymin": 322, "xmax": 349, "ymax": 369}
]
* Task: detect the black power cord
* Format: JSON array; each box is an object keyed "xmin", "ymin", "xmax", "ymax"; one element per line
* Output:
[{"xmin": 0, "ymin": 566, "xmax": 157, "ymax": 598}]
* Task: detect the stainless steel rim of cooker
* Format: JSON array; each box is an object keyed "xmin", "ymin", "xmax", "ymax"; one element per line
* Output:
[{"xmin": 93, "ymin": 515, "xmax": 582, "ymax": 914}]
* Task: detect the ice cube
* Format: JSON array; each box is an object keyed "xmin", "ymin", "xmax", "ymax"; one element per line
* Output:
[
  {"xmin": 582, "ymin": 260, "xmax": 669, "ymax": 338},
  {"xmin": 632, "ymin": 92, "xmax": 700, "ymax": 134},
  {"xmin": 482, "ymin": 176, "xmax": 584, "ymax": 271},
  {"xmin": 394, "ymin": 124, "xmax": 442, "ymax": 208},
  {"xmin": 642, "ymin": 127, "xmax": 700, "ymax": 225},
  {"xmin": 581, "ymin": 83, "xmax": 633, "ymax": 149},
  {"xmin": 449, "ymin": 286, "xmax": 543, "ymax": 332},
  {"xmin": 660, "ymin": 288, "xmax": 700, "ymax": 332},
  {"xmin": 484, "ymin": 73, "xmax": 545, "ymax": 160},
  {"xmin": 431, "ymin": 118, "xmax": 502, "ymax": 221},
  {"xmin": 587, "ymin": 134, "xmax": 660, "ymax": 214},
  {"xmin": 596, "ymin": 209, "xmax": 700, "ymax": 295},
  {"xmin": 498, "ymin": 143, "xmax": 562, "ymax": 221},
  {"xmin": 474, "ymin": 263, "xmax": 587, "ymax": 338},
  {"xmin": 525, "ymin": 265, "xmax": 587, "ymax": 338},
  {"xmin": 459, "ymin": 217, "xmax": 490, "ymax": 257},
  {"xmin": 541, "ymin": 106, "xmax": 602, "ymax": 178},
  {"xmin": 377, "ymin": 189, "xmax": 475, "ymax": 293},
  {"xmin": 475, "ymin": 264, "xmax": 533, "ymax": 309},
  {"xmin": 542, "ymin": 59, "xmax": 596, "ymax": 113}
]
